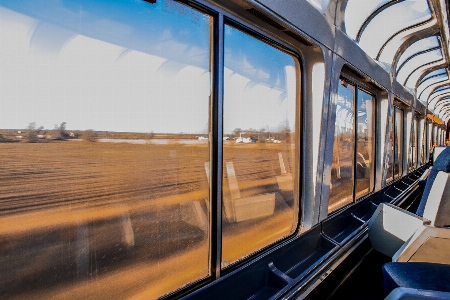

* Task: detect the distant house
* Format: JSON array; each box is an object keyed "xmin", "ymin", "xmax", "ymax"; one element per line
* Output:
[{"xmin": 16, "ymin": 136, "xmax": 22, "ymax": 139}]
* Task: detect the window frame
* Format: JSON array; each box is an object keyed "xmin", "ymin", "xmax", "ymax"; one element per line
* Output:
[
  {"xmin": 393, "ymin": 105, "xmax": 404, "ymax": 180},
  {"xmin": 328, "ymin": 75, "xmax": 377, "ymax": 214},
  {"xmin": 218, "ymin": 17, "xmax": 303, "ymax": 272}
]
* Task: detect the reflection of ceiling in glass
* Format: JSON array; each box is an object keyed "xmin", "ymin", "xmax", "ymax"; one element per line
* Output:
[
  {"xmin": 396, "ymin": 49, "xmax": 443, "ymax": 85},
  {"xmin": 396, "ymin": 36, "xmax": 440, "ymax": 71},
  {"xmin": 306, "ymin": 0, "xmax": 330, "ymax": 13},
  {"xmin": 357, "ymin": 0, "xmax": 431, "ymax": 59}
]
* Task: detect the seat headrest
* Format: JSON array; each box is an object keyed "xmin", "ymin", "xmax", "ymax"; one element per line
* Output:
[{"xmin": 433, "ymin": 147, "xmax": 450, "ymax": 172}]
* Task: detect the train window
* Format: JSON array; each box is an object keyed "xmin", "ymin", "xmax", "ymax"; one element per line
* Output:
[
  {"xmin": 427, "ymin": 121, "xmax": 433, "ymax": 159},
  {"xmin": 222, "ymin": 25, "xmax": 299, "ymax": 265},
  {"xmin": 423, "ymin": 120, "xmax": 428, "ymax": 163},
  {"xmin": 355, "ymin": 90, "xmax": 375, "ymax": 198},
  {"xmin": 418, "ymin": 118, "xmax": 425, "ymax": 165},
  {"xmin": 330, "ymin": 81, "xmax": 355, "ymax": 211},
  {"xmin": 0, "ymin": 0, "xmax": 212, "ymax": 298},
  {"xmin": 394, "ymin": 107, "xmax": 404, "ymax": 178},
  {"xmin": 386, "ymin": 106, "xmax": 403, "ymax": 181},
  {"xmin": 386, "ymin": 114, "xmax": 394, "ymax": 183},
  {"xmin": 413, "ymin": 117, "xmax": 419, "ymax": 167},
  {"xmin": 329, "ymin": 78, "xmax": 375, "ymax": 212},
  {"xmin": 409, "ymin": 119, "xmax": 415, "ymax": 171}
]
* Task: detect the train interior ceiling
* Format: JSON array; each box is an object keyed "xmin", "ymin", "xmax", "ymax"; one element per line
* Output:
[{"xmin": 2, "ymin": 0, "xmax": 450, "ymax": 299}]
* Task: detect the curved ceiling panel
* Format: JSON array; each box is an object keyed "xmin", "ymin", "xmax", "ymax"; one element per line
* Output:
[
  {"xmin": 358, "ymin": 0, "xmax": 431, "ymax": 59},
  {"xmin": 417, "ymin": 77, "xmax": 448, "ymax": 100},
  {"xmin": 406, "ymin": 61, "xmax": 445, "ymax": 90},
  {"xmin": 442, "ymin": 109, "xmax": 450, "ymax": 119},
  {"xmin": 435, "ymin": 97, "xmax": 450, "ymax": 111},
  {"xmin": 428, "ymin": 90, "xmax": 450, "ymax": 109},
  {"xmin": 440, "ymin": 108, "xmax": 450, "ymax": 119},
  {"xmin": 420, "ymin": 68, "xmax": 448, "ymax": 83},
  {"xmin": 345, "ymin": 0, "xmax": 393, "ymax": 40},
  {"xmin": 433, "ymin": 94, "xmax": 450, "ymax": 108},
  {"xmin": 396, "ymin": 36, "xmax": 440, "ymax": 71},
  {"xmin": 396, "ymin": 48, "xmax": 443, "ymax": 85}
]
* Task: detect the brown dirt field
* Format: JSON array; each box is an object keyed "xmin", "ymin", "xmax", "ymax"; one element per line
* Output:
[{"xmin": 0, "ymin": 141, "xmax": 297, "ymax": 299}]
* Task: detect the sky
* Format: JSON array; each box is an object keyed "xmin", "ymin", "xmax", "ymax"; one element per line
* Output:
[{"xmin": 0, "ymin": 0, "xmax": 297, "ymax": 134}]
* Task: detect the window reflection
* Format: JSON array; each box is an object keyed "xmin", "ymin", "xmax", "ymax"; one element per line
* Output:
[
  {"xmin": 355, "ymin": 90, "xmax": 375, "ymax": 198},
  {"xmin": 386, "ymin": 111, "xmax": 395, "ymax": 183},
  {"xmin": 329, "ymin": 81, "xmax": 355, "ymax": 212},
  {"xmin": 329, "ymin": 80, "xmax": 374, "ymax": 212},
  {"xmin": 222, "ymin": 25, "xmax": 298, "ymax": 265},
  {"xmin": 394, "ymin": 107, "xmax": 404, "ymax": 178},
  {"xmin": 0, "ymin": 0, "xmax": 211, "ymax": 298}
]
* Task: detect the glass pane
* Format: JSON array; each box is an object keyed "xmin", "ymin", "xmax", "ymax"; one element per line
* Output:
[
  {"xmin": 429, "ymin": 90, "xmax": 450, "ymax": 109},
  {"xmin": 345, "ymin": 0, "xmax": 391, "ymax": 40},
  {"xmin": 222, "ymin": 25, "xmax": 298, "ymax": 266},
  {"xmin": 417, "ymin": 76, "xmax": 448, "ymax": 101},
  {"xmin": 355, "ymin": 90, "xmax": 374, "ymax": 198},
  {"xmin": 409, "ymin": 119, "xmax": 415, "ymax": 170},
  {"xmin": 415, "ymin": 118, "xmax": 420, "ymax": 167},
  {"xmin": 386, "ymin": 111, "xmax": 395, "ymax": 182},
  {"xmin": 329, "ymin": 81, "xmax": 355, "ymax": 212},
  {"xmin": 396, "ymin": 36, "xmax": 440, "ymax": 70},
  {"xmin": 428, "ymin": 122, "xmax": 433, "ymax": 160},
  {"xmin": 420, "ymin": 68, "xmax": 448, "ymax": 83},
  {"xmin": 435, "ymin": 98, "xmax": 450, "ymax": 112},
  {"xmin": 396, "ymin": 49, "xmax": 442, "ymax": 86},
  {"xmin": 406, "ymin": 61, "xmax": 444, "ymax": 90},
  {"xmin": 394, "ymin": 108, "xmax": 404, "ymax": 178},
  {"xmin": 358, "ymin": 0, "xmax": 431, "ymax": 59},
  {"xmin": 0, "ymin": 0, "xmax": 211, "ymax": 298}
]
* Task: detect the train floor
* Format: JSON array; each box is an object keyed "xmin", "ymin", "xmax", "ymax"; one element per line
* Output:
[{"xmin": 328, "ymin": 249, "xmax": 391, "ymax": 300}]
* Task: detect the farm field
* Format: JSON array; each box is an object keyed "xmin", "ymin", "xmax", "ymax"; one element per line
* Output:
[{"xmin": 0, "ymin": 140, "xmax": 296, "ymax": 299}]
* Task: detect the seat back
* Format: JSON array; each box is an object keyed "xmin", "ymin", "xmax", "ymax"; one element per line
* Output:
[
  {"xmin": 422, "ymin": 171, "xmax": 450, "ymax": 227},
  {"xmin": 416, "ymin": 147, "xmax": 450, "ymax": 217}
]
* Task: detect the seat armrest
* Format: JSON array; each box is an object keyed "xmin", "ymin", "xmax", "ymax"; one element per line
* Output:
[
  {"xmin": 368, "ymin": 203, "xmax": 424, "ymax": 257},
  {"xmin": 393, "ymin": 226, "xmax": 450, "ymax": 264}
]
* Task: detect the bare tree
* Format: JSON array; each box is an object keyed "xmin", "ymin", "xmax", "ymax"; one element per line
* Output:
[
  {"xmin": 83, "ymin": 130, "xmax": 97, "ymax": 142},
  {"xmin": 56, "ymin": 122, "xmax": 69, "ymax": 140},
  {"xmin": 26, "ymin": 122, "xmax": 43, "ymax": 142}
]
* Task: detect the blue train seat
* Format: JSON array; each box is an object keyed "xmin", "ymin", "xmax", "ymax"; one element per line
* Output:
[{"xmin": 383, "ymin": 262, "xmax": 450, "ymax": 295}]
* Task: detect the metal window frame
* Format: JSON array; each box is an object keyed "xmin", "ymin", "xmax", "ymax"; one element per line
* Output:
[{"xmin": 336, "ymin": 76, "xmax": 377, "ymax": 208}]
